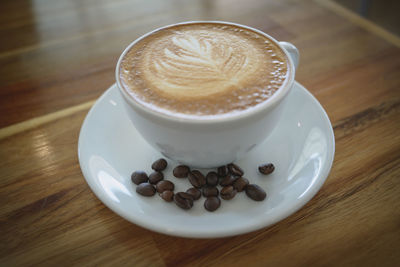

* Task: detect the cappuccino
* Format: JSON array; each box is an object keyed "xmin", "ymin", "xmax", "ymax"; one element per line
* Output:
[{"xmin": 119, "ymin": 22, "xmax": 289, "ymax": 119}]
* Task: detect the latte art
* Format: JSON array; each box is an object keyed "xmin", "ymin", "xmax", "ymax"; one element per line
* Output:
[
  {"xmin": 119, "ymin": 23, "xmax": 289, "ymax": 118},
  {"xmin": 149, "ymin": 34, "xmax": 253, "ymax": 97}
]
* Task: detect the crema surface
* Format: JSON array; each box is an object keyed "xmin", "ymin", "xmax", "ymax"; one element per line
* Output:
[{"xmin": 119, "ymin": 23, "xmax": 289, "ymax": 118}]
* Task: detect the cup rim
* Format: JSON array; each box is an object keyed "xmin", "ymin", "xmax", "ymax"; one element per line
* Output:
[{"xmin": 115, "ymin": 20, "xmax": 295, "ymax": 124}]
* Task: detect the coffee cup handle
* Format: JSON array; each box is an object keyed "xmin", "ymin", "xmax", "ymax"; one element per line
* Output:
[{"xmin": 279, "ymin": 42, "xmax": 299, "ymax": 70}]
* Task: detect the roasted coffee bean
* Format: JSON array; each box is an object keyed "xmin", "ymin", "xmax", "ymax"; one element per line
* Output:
[
  {"xmin": 173, "ymin": 165, "xmax": 190, "ymax": 178},
  {"xmin": 259, "ymin": 163, "xmax": 275, "ymax": 175},
  {"xmin": 204, "ymin": 196, "xmax": 221, "ymax": 212},
  {"xmin": 228, "ymin": 163, "xmax": 244, "ymax": 176},
  {"xmin": 151, "ymin": 158, "xmax": 167, "ymax": 171},
  {"xmin": 206, "ymin": 171, "xmax": 219, "ymax": 186},
  {"xmin": 131, "ymin": 171, "xmax": 148, "ymax": 185},
  {"xmin": 217, "ymin": 165, "xmax": 228, "ymax": 177},
  {"xmin": 160, "ymin": 190, "xmax": 174, "ymax": 202},
  {"xmin": 220, "ymin": 186, "xmax": 237, "ymax": 200},
  {"xmin": 188, "ymin": 170, "xmax": 206, "ymax": 188},
  {"xmin": 186, "ymin": 187, "xmax": 201, "ymax": 200},
  {"xmin": 233, "ymin": 177, "xmax": 249, "ymax": 192},
  {"xmin": 246, "ymin": 184, "xmax": 266, "ymax": 201},
  {"xmin": 174, "ymin": 192, "xmax": 194, "ymax": 210},
  {"xmin": 202, "ymin": 186, "xmax": 219, "ymax": 197},
  {"xmin": 219, "ymin": 175, "xmax": 237, "ymax": 186},
  {"xmin": 177, "ymin": 192, "xmax": 194, "ymax": 200},
  {"xmin": 148, "ymin": 171, "xmax": 164, "ymax": 184},
  {"xmin": 156, "ymin": 180, "xmax": 174, "ymax": 193},
  {"xmin": 136, "ymin": 183, "xmax": 156, "ymax": 196}
]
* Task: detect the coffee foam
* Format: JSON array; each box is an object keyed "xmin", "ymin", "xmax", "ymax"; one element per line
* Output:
[{"xmin": 119, "ymin": 23, "xmax": 289, "ymax": 118}]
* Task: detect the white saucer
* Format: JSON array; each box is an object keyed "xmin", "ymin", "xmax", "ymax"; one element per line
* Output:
[{"xmin": 78, "ymin": 82, "xmax": 335, "ymax": 238}]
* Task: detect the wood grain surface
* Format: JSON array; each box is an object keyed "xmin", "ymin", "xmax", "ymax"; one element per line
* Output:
[{"xmin": 1, "ymin": 0, "xmax": 399, "ymax": 266}]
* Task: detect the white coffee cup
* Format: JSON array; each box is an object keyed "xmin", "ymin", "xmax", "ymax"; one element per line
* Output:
[{"xmin": 116, "ymin": 21, "xmax": 299, "ymax": 168}]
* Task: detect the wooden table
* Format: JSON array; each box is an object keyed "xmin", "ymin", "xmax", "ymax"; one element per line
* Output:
[{"xmin": 1, "ymin": 0, "xmax": 399, "ymax": 265}]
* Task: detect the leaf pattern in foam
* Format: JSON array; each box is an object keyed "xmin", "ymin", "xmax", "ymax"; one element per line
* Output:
[{"xmin": 152, "ymin": 34, "xmax": 249, "ymax": 91}]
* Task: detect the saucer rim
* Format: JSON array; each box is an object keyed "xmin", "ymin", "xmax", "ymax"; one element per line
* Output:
[{"xmin": 78, "ymin": 81, "xmax": 335, "ymax": 238}]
